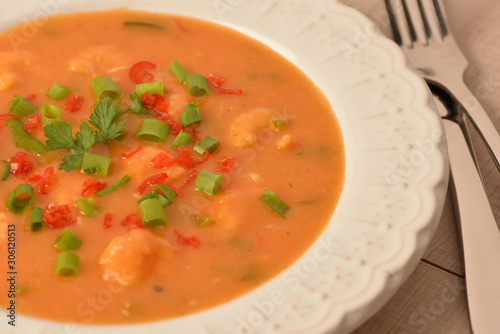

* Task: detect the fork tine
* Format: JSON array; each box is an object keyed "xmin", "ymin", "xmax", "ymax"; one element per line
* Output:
[
  {"xmin": 419, "ymin": 0, "xmax": 447, "ymax": 41},
  {"xmin": 384, "ymin": 0, "xmax": 413, "ymax": 47},
  {"xmin": 403, "ymin": 0, "xmax": 429, "ymax": 45}
]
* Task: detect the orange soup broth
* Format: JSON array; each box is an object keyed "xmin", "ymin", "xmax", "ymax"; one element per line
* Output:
[{"xmin": 0, "ymin": 10, "xmax": 344, "ymax": 324}]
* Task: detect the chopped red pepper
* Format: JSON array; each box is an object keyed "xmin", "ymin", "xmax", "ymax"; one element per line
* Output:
[
  {"xmin": 141, "ymin": 92, "xmax": 170, "ymax": 116},
  {"xmin": 24, "ymin": 94, "xmax": 37, "ymax": 101},
  {"xmin": 64, "ymin": 95, "xmax": 84, "ymax": 113},
  {"xmin": 158, "ymin": 116, "xmax": 182, "ymax": 135},
  {"xmin": 121, "ymin": 213, "xmax": 142, "ymax": 229},
  {"xmin": 103, "ymin": 213, "xmax": 114, "ymax": 229},
  {"xmin": 120, "ymin": 145, "xmax": 143, "ymax": 160},
  {"xmin": 136, "ymin": 173, "xmax": 168, "ymax": 194},
  {"xmin": 23, "ymin": 114, "xmax": 41, "ymax": 130},
  {"xmin": 150, "ymin": 152, "xmax": 175, "ymax": 169},
  {"xmin": 217, "ymin": 88, "xmax": 243, "ymax": 95},
  {"xmin": 206, "ymin": 74, "xmax": 225, "ymax": 88},
  {"xmin": 186, "ymin": 125, "xmax": 201, "ymax": 142},
  {"xmin": 194, "ymin": 148, "xmax": 210, "ymax": 165},
  {"xmin": 43, "ymin": 203, "xmax": 75, "ymax": 229},
  {"xmin": 25, "ymin": 174, "xmax": 42, "ymax": 183},
  {"xmin": 174, "ymin": 229, "xmax": 201, "ymax": 248},
  {"xmin": 81, "ymin": 179, "xmax": 107, "ymax": 197},
  {"xmin": 129, "ymin": 61, "xmax": 156, "ymax": 84},
  {"xmin": 10, "ymin": 152, "xmax": 34, "ymax": 176},
  {"xmin": 216, "ymin": 156, "xmax": 235, "ymax": 172},
  {"xmin": 37, "ymin": 166, "xmax": 55, "ymax": 194}
]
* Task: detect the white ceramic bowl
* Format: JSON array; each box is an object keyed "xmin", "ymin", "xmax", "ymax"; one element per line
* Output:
[{"xmin": 0, "ymin": 1, "xmax": 448, "ymax": 333}]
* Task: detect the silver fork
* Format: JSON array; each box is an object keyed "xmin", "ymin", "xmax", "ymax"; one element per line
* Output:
[{"xmin": 385, "ymin": 0, "xmax": 500, "ymax": 171}]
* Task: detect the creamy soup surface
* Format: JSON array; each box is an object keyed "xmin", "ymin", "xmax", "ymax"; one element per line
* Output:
[{"xmin": 0, "ymin": 10, "xmax": 344, "ymax": 324}]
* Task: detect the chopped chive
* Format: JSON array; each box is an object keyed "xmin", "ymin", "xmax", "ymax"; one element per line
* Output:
[
  {"xmin": 56, "ymin": 252, "xmax": 80, "ymax": 277},
  {"xmin": 194, "ymin": 136, "xmax": 220, "ymax": 155},
  {"xmin": 124, "ymin": 20, "xmax": 164, "ymax": 30},
  {"xmin": 171, "ymin": 130, "xmax": 193, "ymax": 150},
  {"xmin": 154, "ymin": 184, "xmax": 177, "ymax": 202},
  {"xmin": 193, "ymin": 213, "xmax": 215, "ymax": 228},
  {"xmin": 180, "ymin": 102, "xmax": 202, "ymax": 128},
  {"xmin": 272, "ymin": 119, "xmax": 289, "ymax": 132},
  {"xmin": 91, "ymin": 76, "xmax": 123, "ymax": 101},
  {"xmin": 75, "ymin": 197, "xmax": 101, "ymax": 217},
  {"xmin": 5, "ymin": 118, "xmax": 48, "ymax": 154},
  {"xmin": 54, "ymin": 228, "xmax": 82, "ymax": 250},
  {"xmin": 10, "ymin": 96, "xmax": 37, "ymax": 117},
  {"xmin": 128, "ymin": 93, "xmax": 149, "ymax": 115},
  {"xmin": 2, "ymin": 164, "xmax": 10, "ymax": 181},
  {"xmin": 81, "ymin": 152, "xmax": 111, "ymax": 176},
  {"xmin": 29, "ymin": 207, "xmax": 44, "ymax": 232},
  {"xmin": 47, "ymin": 83, "xmax": 71, "ymax": 101},
  {"xmin": 7, "ymin": 183, "xmax": 34, "ymax": 214},
  {"xmin": 195, "ymin": 171, "xmax": 223, "ymax": 196},
  {"xmin": 137, "ymin": 119, "xmax": 171, "ymax": 143},
  {"xmin": 140, "ymin": 198, "xmax": 168, "ymax": 226},
  {"xmin": 41, "ymin": 104, "xmax": 61, "ymax": 126},
  {"xmin": 259, "ymin": 188, "xmax": 290, "ymax": 218},
  {"xmin": 95, "ymin": 174, "xmax": 131, "ymax": 197},
  {"xmin": 170, "ymin": 60, "xmax": 189, "ymax": 84},
  {"xmin": 186, "ymin": 74, "xmax": 210, "ymax": 97},
  {"xmin": 136, "ymin": 81, "xmax": 164, "ymax": 97}
]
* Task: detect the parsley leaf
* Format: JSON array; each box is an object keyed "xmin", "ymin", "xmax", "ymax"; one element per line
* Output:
[
  {"xmin": 60, "ymin": 154, "xmax": 84, "ymax": 172},
  {"xmin": 89, "ymin": 97, "xmax": 126, "ymax": 144},
  {"xmin": 75, "ymin": 121, "xmax": 96, "ymax": 152},
  {"xmin": 44, "ymin": 122, "xmax": 79, "ymax": 151}
]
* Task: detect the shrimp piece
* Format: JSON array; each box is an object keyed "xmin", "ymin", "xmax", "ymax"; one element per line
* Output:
[
  {"xmin": 275, "ymin": 134, "xmax": 294, "ymax": 151},
  {"xmin": 97, "ymin": 229, "xmax": 160, "ymax": 287},
  {"xmin": 213, "ymin": 187, "xmax": 261, "ymax": 232},
  {"xmin": 68, "ymin": 46, "xmax": 127, "ymax": 77},
  {"xmin": 164, "ymin": 79, "xmax": 194, "ymax": 118},
  {"xmin": 0, "ymin": 51, "xmax": 38, "ymax": 91},
  {"xmin": 230, "ymin": 108, "xmax": 273, "ymax": 148},
  {"xmin": 120, "ymin": 146, "xmax": 186, "ymax": 182}
]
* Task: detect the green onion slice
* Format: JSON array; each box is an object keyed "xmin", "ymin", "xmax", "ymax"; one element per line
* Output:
[
  {"xmin": 81, "ymin": 152, "xmax": 111, "ymax": 176},
  {"xmin": 193, "ymin": 213, "xmax": 215, "ymax": 228},
  {"xmin": 137, "ymin": 119, "xmax": 171, "ymax": 143},
  {"xmin": 128, "ymin": 93, "xmax": 149, "ymax": 115},
  {"xmin": 154, "ymin": 184, "xmax": 177, "ymax": 202},
  {"xmin": 186, "ymin": 74, "xmax": 210, "ymax": 97},
  {"xmin": 47, "ymin": 83, "xmax": 71, "ymax": 101},
  {"xmin": 180, "ymin": 102, "xmax": 202, "ymax": 128},
  {"xmin": 7, "ymin": 183, "xmax": 35, "ymax": 214},
  {"xmin": 193, "ymin": 136, "xmax": 220, "ymax": 155},
  {"xmin": 272, "ymin": 119, "xmax": 289, "ymax": 132},
  {"xmin": 138, "ymin": 193, "xmax": 170, "ymax": 207},
  {"xmin": 91, "ymin": 76, "xmax": 123, "ymax": 101},
  {"xmin": 30, "ymin": 207, "xmax": 44, "ymax": 232},
  {"xmin": 124, "ymin": 20, "xmax": 164, "ymax": 30},
  {"xmin": 170, "ymin": 60, "xmax": 189, "ymax": 84},
  {"xmin": 56, "ymin": 252, "xmax": 80, "ymax": 277},
  {"xmin": 41, "ymin": 104, "xmax": 61, "ymax": 126},
  {"xmin": 2, "ymin": 164, "xmax": 10, "ymax": 181},
  {"xmin": 171, "ymin": 130, "xmax": 193, "ymax": 150},
  {"xmin": 96, "ymin": 174, "xmax": 131, "ymax": 197},
  {"xmin": 136, "ymin": 81, "xmax": 164, "ymax": 97},
  {"xmin": 54, "ymin": 228, "xmax": 82, "ymax": 250},
  {"xmin": 140, "ymin": 198, "xmax": 168, "ymax": 226},
  {"xmin": 6, "ymin": 118, "xmax": 49, "ymax": 155},
  {"xmin": 10, "ymin": 96, "xmax": 37, "ymax": 117},
  {"xmin": 75, "ymin": 197, "xmax": 101, "ymax": 217},
  {"xmin": 259, "ymin": 188, "xmax": 290, "ymax": 218},
  {"xmin": 195, "ymin": 171, "xmax": 223, "ymax": 196}
]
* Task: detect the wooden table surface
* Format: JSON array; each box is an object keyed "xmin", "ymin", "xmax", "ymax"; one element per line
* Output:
[{"xmin": 337, "ymin": 1, "xmax": 500, "ymax": 333}]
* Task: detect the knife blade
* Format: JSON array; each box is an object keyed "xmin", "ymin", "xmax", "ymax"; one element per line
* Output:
[{"xmin": 431, "ymin": 87, "xmax": 500, "ymax": 334}]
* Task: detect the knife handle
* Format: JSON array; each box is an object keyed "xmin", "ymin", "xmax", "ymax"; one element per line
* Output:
[{"xmin": 443, "ymin": 117, "xmax": 500, "ymax": 334}]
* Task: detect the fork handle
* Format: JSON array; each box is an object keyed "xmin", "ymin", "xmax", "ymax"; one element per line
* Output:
[
  {"xmin": 446, "ymin": 80, "xmax": 500, "ymax": 171},
  {"xmin": 444, "ymin": 117, "xmax": 500, "ymax": 334}
]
